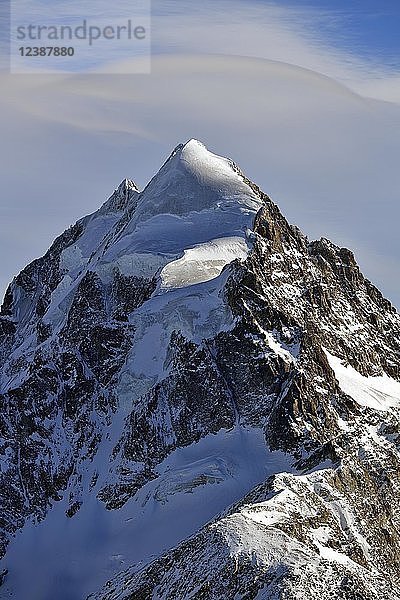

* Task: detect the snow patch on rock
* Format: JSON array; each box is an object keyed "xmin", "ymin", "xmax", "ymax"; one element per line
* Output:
[
  {"xmin": 325, "ymin": 349, "xmax": 400, "ymax": 411},
  {"xmin": 160, "ymin": 236, "xmax": 249, "ymax": 289}
]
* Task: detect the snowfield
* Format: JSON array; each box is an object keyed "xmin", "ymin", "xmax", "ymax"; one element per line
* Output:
[
  {"xmin": 325, "ymin": 349, "xmax": 400, "ymax": 412},
  {"xmin": 1, "ymin": 427, "xmax": 292, "ymax": 600},
  {"xmin": 160, "ymin": 236, "xmax": 249, "ymax": 288}
]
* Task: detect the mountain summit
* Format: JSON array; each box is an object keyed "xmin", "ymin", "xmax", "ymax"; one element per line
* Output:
[
  {"xmin": 0, "ymin": 142, "xmax": 399, "ymax": 599},
  {"xmin": 135, "ymin": 138, "xmax": 260, "ymax": 219}
]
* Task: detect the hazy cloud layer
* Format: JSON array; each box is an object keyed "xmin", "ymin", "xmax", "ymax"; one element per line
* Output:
[{"xmin": 150, "ymin": 0, "xmax": 400, "ymax": 101}]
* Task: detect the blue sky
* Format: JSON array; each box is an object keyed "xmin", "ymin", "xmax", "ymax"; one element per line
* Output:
[
  {"xmin": 0, "ymin": 0, "xmax": 400, "ymax": 306},
  {"xmin": 1, "ymin": 1, "xmax": 400, "ymax": 55},
  {"xmin": 278, "ymin": 0, "xmax": 400, "ymax": 67},
  {"xmin": 2, "ymin": 1, "xmax": 400, "ymax": 73}
]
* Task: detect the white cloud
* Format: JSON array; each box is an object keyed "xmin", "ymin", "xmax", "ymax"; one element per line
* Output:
[{"xmin": 149, "ymin": 0, "xmax": 400, "ymax": 103}]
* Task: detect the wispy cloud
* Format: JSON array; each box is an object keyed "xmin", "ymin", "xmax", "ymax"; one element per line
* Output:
[{"xmin": 149, "ymin": 0, "xmax": 400, "ymax": 102}]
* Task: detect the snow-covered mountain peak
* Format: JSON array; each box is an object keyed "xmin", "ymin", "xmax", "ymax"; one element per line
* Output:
[
  {"xmin": 172, "ymin": 137, "xmax": 205, "ymax": 156},
  {"xmin": 178, "ymin": 138, "xmax": 243, "ymax": 186},
  {"xmin": 2, "ymin": 142, "xmax": 400, "ymax": 600},
  {"xmin": 178, "ymin": 137, "xmax": 223, "ymax": 168},
  {"xmin": 97, "ymin": 178, "xmax": 139, "ymax": 215},
  {"xmin": 98, "ymin": 140, "xmax": 265, "ymax": 289},
  {"xmin": 169, "ymin": 138, "xmax": 231, "ymax": 174},
  {"xmin": 116, "ymin": 177, "xmax": 138, "ymax": 197},
  {"xmin": 131, "ymin": 139, "xmax": 261, "ymax": 222}
]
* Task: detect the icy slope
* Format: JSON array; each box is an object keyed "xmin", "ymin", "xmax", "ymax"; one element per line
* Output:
[
  {"xmin": 97, "ymin": 139, "xmax": 262, "ymax": 289},
  {"xmin": 132, "ymin": 138, "xmax": 261, "ymax": 221},
  {"xmin": 159, "ymin": 236, "xmax": 249, "ymax": 289},
  {"xmin": 1, "ymin": 428, "xmax": 293, "ymax": 600},
  {"xmin": 325, "ymin": 349, "xmax": 400, "ymax": 412}
]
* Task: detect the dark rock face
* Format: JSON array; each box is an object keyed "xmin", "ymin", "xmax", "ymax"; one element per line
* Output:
[
  {"xmin": 0, "ymin": 180, "xmax": 140, "ymax": 553},
  {"xmin": 111, "ymin": 273, "xmax": 156, "ymax": 321},
  {"xmin": 0, "ymin": 143, "xmax": 399, "ymax": 599}
]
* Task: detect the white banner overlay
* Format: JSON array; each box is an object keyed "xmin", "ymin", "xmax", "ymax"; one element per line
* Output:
[{"xmin": 10, "ymin": 0, "xmax": 151, "ymax": 74}]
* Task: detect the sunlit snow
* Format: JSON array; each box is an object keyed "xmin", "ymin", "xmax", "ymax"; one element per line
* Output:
[{"xmin": 325, "ymin": 349, "xmax": 400, "ymax": 411}]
